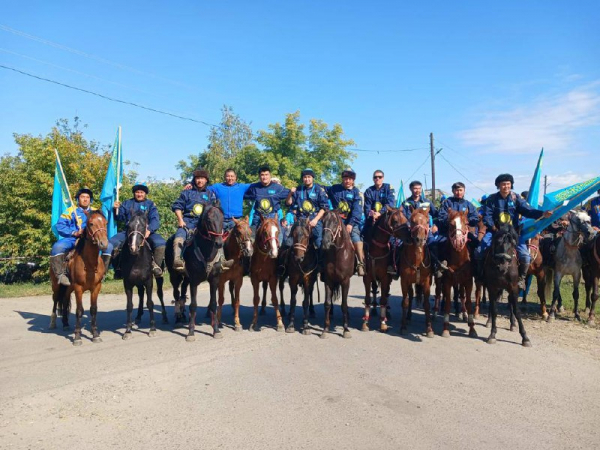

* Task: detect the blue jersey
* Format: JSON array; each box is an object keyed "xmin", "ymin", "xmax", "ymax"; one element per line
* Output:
[
  {"xmin": 588, "ymin": 197, "xmax": 600, "ymax": 228},
  {"xmin": 364, "ymin": 183, "xmax": 396, "ymax": 217},
  {"xmin": 55, "ymin": 205, "xmax": 95, "ymax": 238},
  {"xmin": 208, "ymin": 182, "xmax": 251, "ymax": 219},
  {"xmin": 116, "ymin": 198, "xmax": 160, "ymax": 233},
  {"xmin": 402, "ymin": 196, "xmax": 437, "ymax": 226},
  {"xmin": 327, "ymin": 184, "xmax": 362, "ymax": 227},
  {"xmin": 291, "ymin": 183, "xmax": 329, "ymax": 219},
  {"xmin": 172, "ymin": 187, "xmax": 217, "ymax": 227},
  {"xmin": 437, "ymin": 197, "xmax": 479, "ymax": 231},
  {"xmin": 244, "ymin": 182, "xmax": 290, "ymax": 225},
  {"xmin": 483, "ymin": 191, "xmax": 544, "ymax": 230}
]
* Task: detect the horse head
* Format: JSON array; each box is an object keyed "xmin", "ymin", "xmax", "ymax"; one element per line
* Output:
[
  {"xmin": 256, "ymin": 216, "xmax": 279, "ymax": 259},
  {"xmin": 448, "ymin": 210, "xmax": 469, "ymax": 251},
  {"xmin": 233, "ymin": 217, "xmax": 253, "ymax": 258},
  {"xmin": 385, "ymin": 206, "xmax": 409, "ymax": 241},
  {"xmin": 85, "ymin": 211, "xmax": 109, "ymax": 251},
  {"xmin": 409, "ymin": 205, "xmax": 430, "ymax": 247},
  {"xmin": 197, "ymin": 205, "xmax": 225, "ymax": 249},
  {"xmin": 322, "ymin": 210, "xmax": 343, "ymax": 250},
  {"xmin": 291, "ymin": 217, "xmax": 312, "ymax": 263},
  {"xmin": 127, "ymin": 210, "xmax": 148, "ymax": 255},
  {"xmin": 492, "ymin": 224, "xmax": 518, "ymax": 266},
  {"xmin": 569, "ymin": 210, "xmax": 596, "ymax": 245}
]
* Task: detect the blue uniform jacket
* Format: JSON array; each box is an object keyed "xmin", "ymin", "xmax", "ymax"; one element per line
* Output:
[
  {"xmin": 437, "ymin": 197, "xmax": 479, "ymax": 230},
  {"xmin": 172, "ymin": 187, "xmax": 217, "ymax": 226},
  {"xmin": 291, "ymin": 183, "xmax": 329, "ymax": 219},
  {"xmin": 326, "ymin": 184, "xmax": 362, "ymax": 227},
  {"xmin": 588, "ymin": 197, "xmax": 600, "ymax": 228},
  {"xmin": 55, "ymin": 205, "xmax": 94, "ymax": 238},
  {"xmin": 208, "ymin": 182, "xmax": 251, "ymax": 219},
  {"xmin": 116, "ymin": 198, "xmax": 160, "ymax": 233},
  {"xmin": 364, "ymin": 183, "xmax": 396, "ymax": 217},
  {"xmin": 483, "ymin": 191, "xmax": 544, "ymax": 230},
  {"xmin": 402, "ymin": 196, "xmax": 437, "ymax": 227},
  {"xmin": 244, "ymin": 182, "xmax": 290, "ymax": 224}
]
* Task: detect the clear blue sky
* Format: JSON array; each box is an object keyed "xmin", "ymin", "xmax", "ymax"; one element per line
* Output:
[{"xmin": 1, "ymin": 1, "xmax": 599, "ymax": 199}]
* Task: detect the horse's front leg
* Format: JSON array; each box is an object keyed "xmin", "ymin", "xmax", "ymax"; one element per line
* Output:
[
  {"xmin": 233, "ymin": 281, "xmax": 243, "ymax": 332},
  {"xmin": 441, "ymin": 278, "xmax": 452, "ymax": 338},
  {"xmin": 379, "ymin": 277, "xmax": 391, "ymax": 333},
  {"xmin": 320, "ymin": 284, "xmax": 333, "ymax": 338},
  {"xmin": 90, "ymin": 284, "xmax": 102, "ymax": 344},
  {"xmin": 487, "ymin": 289, "xmax": 501, "ymax": 344},
  {"xmin": 588, "ymin": 276, "xmax": 598, "ymax": 326},
  {"xmin": 209, "ymin": 278, "xmax": 221, "ymax": 338},
  {"xmin": 260, "ymin": 281, "xmax": 268, "ymax": 316},
  {"xmin": 156, "ymin": 277, "xmax": 168, "ymax": 324},
  {"xmin": 464, "ymin": 280, "xmax": 477, "ymax": 338},
  {"xmin": 341, "ymin": 281, "xmax": 351, "ymax": 339},
  {"xmin": 269, "ymin": 277, "xmax": 284, "ymax": 332},
  {"xmin": 50, "ymin": 290, "xmax": 59, "ymax": 330},
  {"xmin": 474, "ymin": 282, "xmax": 482, "ymax": 319},
  {"xmin": 250, "ymin": 279, "xmax": 261, "ymax": 332},
  {"xmin": 301, "ymin": 278, "xmax": 314, "ymax": 335},
  {"xmin": 217, "ymin": 279, "xmax": 226, "ymax": 327},
  {"xmin": 536, "ymin": 270, "xmax": 548, "ymax": 320},
  {"xmin": 135, "ymin": 285, "xmax": 145, "ymax": 324},
  {"xmin": 186, "ymin": 284, "xmax": 198, "ymax": 342},
  {"xmin": 400, "ymin": 279, "xmax": 410, "ymax": 335},
  {"xmin": 509, "ymin": 289, "xmax": 531, "ymax": 347},
  {"xmin": 549, "ymin": 272, "xmax": 563, "ymax": 321},
  {"xmin": 146, "ymin": 278, "xmax": 156, "ymax": 337},
  {"xmin": 573, "ymin": 271, "xmax": 581, "ymax": 321},
  {"xmin": 73, "ymin": 287, "xmax": 85, "ymax": 346},
  {"xmin": 123, "ymin": 283, "xmax": 134, "ymax": 340},
  {"xmin": 362, "ymin": 274, "xmax": 372, "ymax": 332},
  {"xmin": 286, "ymin": 279, "xmax": 299, "ymax": 334}
]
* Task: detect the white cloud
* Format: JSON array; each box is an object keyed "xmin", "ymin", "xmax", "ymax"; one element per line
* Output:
[{"xmin": 458, "ymin": 83, "xmax": 600, "ymax": 154}]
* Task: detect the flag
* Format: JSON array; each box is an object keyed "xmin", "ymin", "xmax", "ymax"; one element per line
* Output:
[
  {"xmin": 100, "ymin": 127, "xmax": 123, "ymax": 238},
  {"xmin": 471, "ymin": 198, "xmax": 482, "ymax": 208},
  {"xmin": 526, "ymin": 148, "xmax": 543, "ymax": 208},
  {"xmin": 395, "ymin": 180, "xmax": 405, "ymax": 208},
  {"xmin": 51, "ymin": 150, "xmax": 73, "ymax": 238},
  {"xmin": 521, "ymin": 177, "xmax": 600, "ymax": 241}
]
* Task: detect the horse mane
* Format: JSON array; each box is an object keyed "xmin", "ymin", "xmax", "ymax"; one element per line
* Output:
[{"xmin": 496, "ymin": 223, "xmax": 518, "ymax": 241}]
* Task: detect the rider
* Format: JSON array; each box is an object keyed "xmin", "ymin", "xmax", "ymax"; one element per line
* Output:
[
  {"xmin": 171, "ymin": 167, "xmax": 218, "ymax": 272},
  {"xmin": 475, "ymin": 173, "xmax": 552, "ymax": 289},
  {"xmin": 110, "ymin": 182, "xmax": 166, "ymax": 277},
  {"xmin": 587, "ymin": 189, "xmax": 600, "ymax": 230},
  {"xmin": 285, "ymin": 168, "xmax": 329, "ymax": 261},
  {"xmin": 244, "ymin": 165, "xmax": 290, "ymax": 236},
  {"xmin": 50, "ymin": 187, "xmax": 113, "ymax": 286},
  {"xmin": 208, "ymin": 168, "xmax": 251, "ymax": 233},
  {"xmin": 326, "ymin": 168, "xmax": 366, "ymax": 276},
  {"xmin": 363, "ymin": 170, "xmax": 396, "ymax": 237},
  {"xmin": 437, "ymin": 182, "xmax": 480, "ymax": 255}
]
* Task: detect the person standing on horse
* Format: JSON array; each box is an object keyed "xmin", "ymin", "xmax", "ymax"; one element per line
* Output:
[
  {"xmin": 50, "ymin": 187, "xmax": 113, "ymax": 286},
  {"xmin": 587, "ymin": 189, "xmax": 600, "ymax": 230},
  {"xmin": 475, "ymin": 173, "xmax": 552, "ymax": 289},
  {"xmin": 244, "ymin": 165, "xmax": 290, "ymax": 237},
  {"xmin": 110, "ymin": 182, "xmax": 166, "ymax": 277},
  {"xmin": 208, "ymin": 168, "xmax": 251, "ymax": 233},
  {"xmin": 437, "ymin": 181, "xmax": 480, "ymax": 258},
  {"xmin": 326, "ymin": 168, "xmax": 366, "ymax": 276},
  {"xmin": 171, "ymin": 168, "xmax": 218, "ymax": 272},
  {"xmin": 401, "ymin": 180, "xmax": 446, "ymax": 275}
]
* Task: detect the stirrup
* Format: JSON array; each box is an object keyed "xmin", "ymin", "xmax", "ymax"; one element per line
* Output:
[{"xmin": 152, "ymin": 262, "xmax": 163, "ymax": 277}]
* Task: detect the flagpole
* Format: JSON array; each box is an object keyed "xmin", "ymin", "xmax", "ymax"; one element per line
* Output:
[
  {"xmin": 53, "ymin": 148, "xmax": 80, "ymax": 230},
  {"xmin": 115, "ymin": 126, "xmax": 122, "ymax": 215}
]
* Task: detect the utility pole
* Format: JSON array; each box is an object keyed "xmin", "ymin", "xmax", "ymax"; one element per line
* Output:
[
  {"xmin": 430, "ymin": 132, "xmax": 436, "ymax": 203},
  {"xmin": 544, "ymin": 175, "xmax": 548, "ymax": 195}
]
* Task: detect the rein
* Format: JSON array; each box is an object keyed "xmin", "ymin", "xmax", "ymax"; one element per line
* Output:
[
  {"xmin": 127, "ymin": 229, "xmax": 147, "ymax": 247},
  {"xmin": 323, "ymin": 215, "xmax": 344, "ymax": 249}
]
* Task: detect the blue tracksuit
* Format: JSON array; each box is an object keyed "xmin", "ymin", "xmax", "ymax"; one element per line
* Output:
[
  {"xmin": 244, "ymin": 182, "xmax": 290, "ymax": 228},
  {"xmin": 437, "ymin": 197, "xmax": 479, "ymax": 232},
  {"xmin": 109, "ymin": 198, "xmax": 166, "ymax": 250},
  {"xmin": 327, "ymin": 184, "xmax": 362, "ymax": 243},
  {"xmin": 364, "ymin": 183, "xmax": 396, "ymax": 217},
  {"xmin": 51, "ymin": 206, "xmax": 113, "ymax": 256},
  {"xmin": 172, "ymin": 187, "xmax": 217, "ymax": 239},
  {"xmin": 287, "ymin": 183, "xmax": 329, "ymax": 247},
  {"xmin": 208, "ymin": 182, "xmax": 251, "ymax": 232},
  {"xmin": 588, "ymin": 196, "xmax": 600, "ymax": 228}
]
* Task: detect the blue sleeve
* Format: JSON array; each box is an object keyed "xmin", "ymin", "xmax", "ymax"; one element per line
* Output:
[
  {"xmin": 467, "ymin": 202, "xmax": 479, "ymax": 227},
  {"xmin": 437, "ymin": 200, "xmax": 449, "ymax": 226},
  {"xmin": 386, "ymin": 186, "xmax": 396, "ymax": 209},
  {"xmin": 172, "ymin": 191, "xmax": 186, "ymax": 212},
  {"xmin": 483, "ymin": 197, "xmax": 495, "ymax": 229},
  {"xmin": 318, "ymin": 187, "xmax": 329, "ymax": 211},
  {"xmin": 115, "ymin": 200, "xmax": 127, "ymax": 223},
  {"xmin": 55, "ymin": 214, "xmax": 75, "ymax": 238},
  {"xmin": 277, "ymin": 186, "xmax": 291, "ymax": 201},
  {"xmin": 350, "ymin": 190, "xmax": 362, "ymax": 226},
  {"xmin": 148, "ymin": 202, "xmax": 160, "ymax": 233},
  {"xmin": 363, "ymin": 189, "xmax": 373, "ymax": 216}
]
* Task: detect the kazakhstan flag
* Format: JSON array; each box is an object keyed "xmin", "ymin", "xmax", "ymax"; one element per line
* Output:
[
  {"xmin": 100, "ymin": 128, "xmax": 123, "ymax": 238},
  {"xmin": 51, "ymin": 153, "xmax": 73, "ymax": 238}
]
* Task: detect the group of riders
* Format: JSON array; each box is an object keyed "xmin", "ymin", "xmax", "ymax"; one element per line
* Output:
[{"xmin": 51, "ymin": 163, "xmax": 600, "ymax": 291}]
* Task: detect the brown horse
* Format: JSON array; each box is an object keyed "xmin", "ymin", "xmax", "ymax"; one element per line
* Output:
[
  {"xmin": 50, "ymin": 211, "xmax": 109, "ymax": 346},
  {"xmin": 521, "ymin": 234, "xmax": 549, "ymax": 319},
  {"xmin": 473, "ymin": 214, "xmax": 488, "ymax": 318},
  {"xmin": 217, "ymin": 217, "xmax": 253, "ymax": 331},
  {"xmin": 441, "ymin": 210, "xmax": 476, "ymax": 338},
  {"xmin": 250, "ymin": 217, "xmax": 284, "ymax": 332},
  {"xmin": 582, "ymin": 232, "xmax": 600, "ymax": 326},
  {"xmin": 362, "ymin": 207, "xmax": 407, "ymax": 332},
  {"xmin": 320, "ymin": 210, "xmax": 355, "ymax": 338},
  {"xmin": 399, "ymin": 207, "xmax": 433, "ymax": 337}
]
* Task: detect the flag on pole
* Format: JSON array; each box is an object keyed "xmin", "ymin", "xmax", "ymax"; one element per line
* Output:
[
  {"xmin": 521, "ymin": 177, "xmax": 600, "ymax": 241},
  {"xmin": 471, "ymin": 198, "xmax": 482, "ymax": 208},
  {"xmin": 526, "ymin": 148, "xmax": 544, "ymax": 208},
  {"xmin": 100, "ymin": 127, "xmax": 123, "ymax": 238},
  {"xmin": 51, "ymin": 149, "xmax": 74, "ymax": 238},
  {"xmin": 395, "ymin": 180, "xmax": 406, "ymax": 208}
]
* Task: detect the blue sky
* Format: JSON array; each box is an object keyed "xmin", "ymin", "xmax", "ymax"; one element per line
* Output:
[{"xmin": 1, "ymin": 1, "xmax": 599, "ymax": 200}]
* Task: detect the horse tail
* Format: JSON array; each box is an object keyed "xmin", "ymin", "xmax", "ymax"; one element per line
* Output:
[
  {"xmin": 545, "ymin": 266, "xmax": 554, "ymax": 301},
  {"xmin": 56, "ymin": 285, "xmax": 71, "ymax": 317},
  {"xmin": 332, "ymin": 282, "xmax": 341, "ymax": 302}
]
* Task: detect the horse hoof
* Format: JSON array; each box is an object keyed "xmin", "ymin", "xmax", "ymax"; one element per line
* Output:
[
  {"xmin": 587, "ymin": 320, "xmax": 596, "ymax": 327},
  {"xmin": 49, "ymin": 323, "xmax": 56, "ymax": 330},
  {"xmin": 441, "ymin": 330, "xmax": 450, "ymax": 338},
  {"xmin": 92, "ymin": 337, "xmax": 102, "ymax": 343},
  {"xmin": 485, "ymin": 321, "xmax": 491, "ymax": 328},
  {"xmin": 286, "ymin": 325, "xmax": 295, "ymax": 334},
  {"xmin": 302, "ymin": 328, "xmax": 311, "ymax": 336},
  {"xmin": 320, "ymin": 332, "xmax": 328, "ymax": 339},
  {"xmin": 277, "ymin": 324, "xmax": 285, "ymax": 332},
  {"xmin": 149, "ymin": 330, "xmax": 157, "ymax": 337},
  {"xmin": 73, "ymin": 339, "xmax": 82, "ymax": 347},
  {"xmin": 185, "ymin": 335, "xmax": 196, "ymax": 342},
  {"xmin": 469, "ymin": 329, "xmax": 478, "ymax": 338},
  {"xmin": 213, "ymin": 331, "xmax": 223, "ymax": 339},
  {"xmin": 426, "ymin": 331, "xmax": 434, "ymax": 338},
  {"xmin": 462, "ymin": 313, "xmax": 468, "ymax": 323},
  {"xmin": 309, "ymin": 311, "xmax": 316, "ymax": 319},
  {"xmin": 122, "ymin": 332, "xmax": 133, "ymax": 340},
  {"xmin": 361, "ymin": 323, "xmax": 369, "ymax": 332},
  {"xmin": 542, "ymin": 313, "xmax": 549, "ymax": 321},
  {"xmin": 522, "ymin": 339, "xmax": 532, "ymax": 347},
  {"xmin": 234, "ymin": 325, "xmax": 243, "ymax": 332},
  {"xmin": 547, "ymin": 315, "xmax": 555, "ymax": 323},
  {"xmin": 63, "ymin": 326, "xmax": 70, "ymax": 331},
  {"xmin": 162, "ymin": 317, "xmax": 169, "ymax": 325},
  {"xmin": 510, "ymin": 325, "xmax": 516, "ymax": 332},
  {"xmin": 575, "ymin": 315, "xmax": 582, "ymax": 322},
  {"xmin": 259, "ymin": 308, "xmax": 266, "ymax": 316},
  {"xmin": 559, "ymin": 306, "xmax": 565, "ymax": 313},
  {"xmin": 250, "ymin": 325, "xmax": 259, "ymax": 332},
  {"xmin": 380, "ymin": 325, "xmax": 388, "ymax": 333},
  {"xmin": 343, "ymin": 331, "xmax": 352, "ymax": 339},
  {"xmin": 487, "ymin": 337, "xmax": 496, "ymax": 345}
]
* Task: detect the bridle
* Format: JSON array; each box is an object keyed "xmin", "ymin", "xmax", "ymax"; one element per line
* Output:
[
  {"xmin": 323, "ymin": 213, "xmax": 344, "ymax": 249},
  {"xmin": 256, "ymin": 220, "xmax": 279, "ymax": 255},
  {"xmin": 86, "ymin": 217, "xmax": 107, "ymax": 246},
  {"xmin": 127, "ymin": 229, "xmax": 147, "ymax": 248},
  {"xmin": 449, "ymin": 219, "xmax": 468, "ymax": 251}
]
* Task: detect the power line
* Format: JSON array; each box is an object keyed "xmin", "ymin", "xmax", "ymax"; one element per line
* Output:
[
  {"xmin": 0, "ymin": 64, "xmax": 220, "ymax": 128},
  {"xmin": 438, "ymin": 152, "xmax": 488, "ymax": 194},
  {"xmin": 350, "ymin": 147, "xmax": 427, "ymax": 153},
  {"xmin": 406, "ymin": 154, "xmax": 431, "ymax": 183}
]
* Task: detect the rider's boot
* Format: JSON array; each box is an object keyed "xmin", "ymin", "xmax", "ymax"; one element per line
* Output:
[
  {"xmin": 112, "ymin": 246, "xmax": 122, "ymax": 279},
  {"xmin": 101, "ymin": 253, "xmax": 111, "ymax": 281},
  {"xmin": 173, "ymin": 237, "xmax": 186, "ymax": 272},
  {"xmin": 518, "ymin": 262, "xmax": 530, "ymax": 290},
  {"xmin": 152, "ymin": 245, "xmax": 165, "ymax": 277},
  {"xmin": 353, "ymin": 241, "xmax": 366, "ymax": 276},
  {"xmin": 50, "ymin": 254, "xmax": 70, "ymax": 286}
]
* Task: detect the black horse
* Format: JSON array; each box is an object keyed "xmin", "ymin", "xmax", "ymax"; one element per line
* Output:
[
  {"xmin": 483, "ymin": 224, "xmax": 531, "ymax": 347},
  {"xmin": 166, "ymin": 204, "xmax": 232, "ymax": 341},
  {"xmin": 120, "ymin": 211, "xmax": 167, "ymax": 339}
]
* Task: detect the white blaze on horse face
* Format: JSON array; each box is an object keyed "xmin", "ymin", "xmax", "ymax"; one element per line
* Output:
[
  {"xmin": 453, "ymin": 216, "xmax": 462, "ymax": 236},
  {"xmin": 269, "ymin": 224, "xmax": 278, "ymax": 258},
  {"xmin": 131, "ymin": 231, "xmax": 140, "ymax": 253}
]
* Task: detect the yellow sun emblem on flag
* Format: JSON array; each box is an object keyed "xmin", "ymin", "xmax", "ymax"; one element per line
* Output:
[{"xmin": 192, "ymin": 203, "xmax": 204, "ymax": 216}]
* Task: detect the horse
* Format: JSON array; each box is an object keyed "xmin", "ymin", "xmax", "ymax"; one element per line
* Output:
[
  {"xmin": 483, "ymin": 224, "xmax": 531, "ymax": 346},
  {"xmin": 362, "ymin": 207, "xmax": 408, "ymax": 332},
  {"xmin": 249, "ymin": 216, "xmax": 284, "ymax": 332},
  {"xmin": 520, "ymin": 234, "xmax": 549, "ymax": 319},
  {"xmin": 320, "ymin": 209, "xmax": 355, "ymax": 339},
  {"xmin": 283, "ymin": 217, "xmax": 319, "ymax": 334},
  {"xmin": 50, "ymin": 211, "xmax": 109, "ymax": 346},
  {"xmin": 399, "ymin": 207, "xmax": 433, "ymax": 337},
  {"xmin": 216, "ymin": 217, "xmax": 253, "ymax": 331},
  {"xmin": 441, "ymin": 210, "xmax": 477, "ymax": 338},
  {"xmin": 120, "ymin": 211, "xmax": 167, "ymax": 340},
  {"xmin": 473, "ymin": 214, "xmax": 488, "ymax": 318},
  {"xmin": 166, "ymin": 204, "xmax": 232, "ymax": 341},
  {"xmin": 581, "ymin": 229, "xmax": 600, "ymax": 325},
  {"xmin": 548, "ymin": 210, "xmax": 595, "ymax": 321},
  {"xmin": 165, "ymin": 236, "xmax": 190, "ymax": 325}
]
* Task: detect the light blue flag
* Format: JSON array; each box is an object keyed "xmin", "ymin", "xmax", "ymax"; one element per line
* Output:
[
  {"xmin": 395, "ymin": 180, "xmax": 405, "ymax": 208},
  {"xmin": 471, "ymin": 198, "xmax": 482, "ymax": 208},
  {"xmin": 521, "ymin": 177, "xmax": 600, "ymax": 241},
  {"xmin": 51, "ymin": 152, "xmax": 73, "ymax": 238},
  {"xmin": 526, "ymin": 148, "xmax": 544, "ymax": 208},
  {"xmin": 100, "ymin": 128, "xmax": 123, "ymax": 238}
]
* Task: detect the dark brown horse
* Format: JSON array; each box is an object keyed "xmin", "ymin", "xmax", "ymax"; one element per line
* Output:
[
  {"xmin": 362, "ymin": 207, "xmax": 407, "ymax": 332},
  {"xmin": 581, "ymin": 232, "xmax": 600, "ymax": 326},
  {"xmin": 441, "ymin": 210, "xmax": 476, "ymax": 338},
  {"xmin": 483, "ymin": 224, "xmax": 531, "ymax": 346},
  {"xmin": 320, "ymin": 209, "xmax": 355, "ymax": 338},
  {"xmin": 283, "ymin": 217, "xmax": 319, "ymax": 335},
  {"xmin": 50, "ymin": 211, "xmax": 109, "ymax": 346},
  {"xmin": 250, "ymin": 217, "xmax": 284, "ymax": 331},
  {"xmin": 217, "ymin": 217, "xmax": 253, "ymax": 331},
  {"xmin": 473, "ymin": 214, "xmax": 488, "ymax": 318},
  {"xmin": 399, "ymin": 207, "xmax": 433, "ymax": 337},
  {"xmin": 521, "ymin": 234, "xmax": 549, "ymax": 319}
]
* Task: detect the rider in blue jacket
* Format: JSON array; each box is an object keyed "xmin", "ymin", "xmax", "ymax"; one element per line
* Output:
[
  {"xmin": 208, "ymin": 168, "xmax": 251, "ymax": 232},
  {"xmin": 110, "ymin": 182, "xmax": 167, "ymax": 277},
  {"xmin": 244, "ymin": 165, "xmax": 290, "ymax": 234},
  {"xmin": 587, "ymin": 190, "xmax": 600, "ymax": 229}
]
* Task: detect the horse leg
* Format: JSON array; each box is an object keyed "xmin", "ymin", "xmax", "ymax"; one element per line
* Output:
[
  {"xmin": 309, "ymin": 288, "xmax": 316, "ymax": 319},
  {"xmin": 286, "ymin": 280, "xmax": 298, "ymax": 333},
  {"xmin": 135, "ymin": 285, "xmax": 145, "ymax": 324},
  {"xmin": 302, "ymin": 280, "xmax": 314, "ymax": 335},
  {"xmin": 509, "ymin": 294, "xmax": 517, "ymax": 332},
  {"xmin": 186, "ymin": 284, "xmax": 198, "ymax": 342},
  {"xmin": 465, "ymin": 280, "xmax": 477, "ymax": 338},
  {"xmin": 379, "ymin": 278, "xmax": 391, "ymax": 333},
  {"xmin": 172, "ymin": 274, "xmax": 184, "ymax": 326},
  {"xmin": 509, "ymin": 289, "xmax": 531, "ymax": 347},
  {"xmin": 279, "ymin": 277, "xmax": 287, "ymax": 317},
  {"xmin": 342, "ymin": 281, "xmax": 351, "ymax": 339},
  {"xmin": 123, "ymin": 283, "xmax": 134, "ymax": 340},
  {"xmin": 370, "ymin": 280, "xmax": 378, "ymax": 318},
  {"xmin": 460, "ymin": 284, "xmax": 468, "ymax": 323},
  {"xmin": 474, "ymin": 282, "xmax": 481, "ymax": 319},
  {"xmin": 408, "ymin": 285, "xmax": 415, "ymax": 321},
  {"xmin": 588, "ymin": 276, "xmax": 598, "ymax": 326},
  {"xmin": 155, "ymin": 276, "xmax": 168, "ymax": 324},
  {"xmin": 146, "ymin": 278, "xmax": 156, "ymax": 337},
  {"xmin": 90, "ymin": 284, "xmax": 102, "ymax": 344},
  {"xmin": 260, "ymin": 281, "xmax": 268, "ymax": 316},
  {"xmin": 320, "ymin": 284, "xmax": 333, "ymax": 338},
  {"xmin": 537, "ymin": 270, "xmax": 548, "ymax": 320},
  {"xmin": 181, "ymin": 279, "xmax": 189, "ymax": 323},
  {"xmin": 362, "ymin": 275, "xmax": 372, "ymax": 332},
  {"xmin": 400, "ymin": 280, "xmax": 410, "ymax": 335},
  {"xmin": 72, "ymin": 288, "xmax": 84, "ymax": 346},
  {"xmin": 442, "ymin": 279, "xmax": 452, "ymax": 338},
  {"xmin": 217, "ymin": 280, "xmax": 225, "ymax": 327},
  {"xmin": 487, "ymin": 289, "xmax": 500, "ymax": 344},
  {"xmin": 50, "ymin": 290, "xmax": 58, "ymax": 330},
  {"xmin": 229, "ymin": 280, "xmax": 235, "ymax": 315},
  {"xmin": 210, "ymin": 279, "xmax": 222, "ymax": 338},
  {"xmin": 423, "ymin": 282, "xmax": 433, "ymax": 338},
  {"xmin": 453, "ymin": 285, "xmax": 460, "ymax": 317},
  {"xmin": 573, "ymin": 272, "xmax": 581, "ymax": 321},
  {"xmin": 62, "ymin": 290, "xmax": 71, "ymax": 330},
  {"xmin": 549, "ymin": 272, "xmax": 563, "ymax": 321},
  {"xmin": 250, "ymin": 279, "xmax": 261, "ymax": 332},
  {"xmin": 233, "ymin": 281, "xmax": 243, "ymax": 332},
  {"xmin": 270, "ymin": 278, "xmax": 284, "ymax": 332}
]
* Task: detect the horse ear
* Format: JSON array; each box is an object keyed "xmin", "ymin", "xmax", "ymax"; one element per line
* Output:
[
  {"xmin": 409, "ymin": 205, "xmax": 415, "ymax": 213},
  {"xmin": 233, "ymin": 217, "xmax": 239, "ymax": 225}
]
